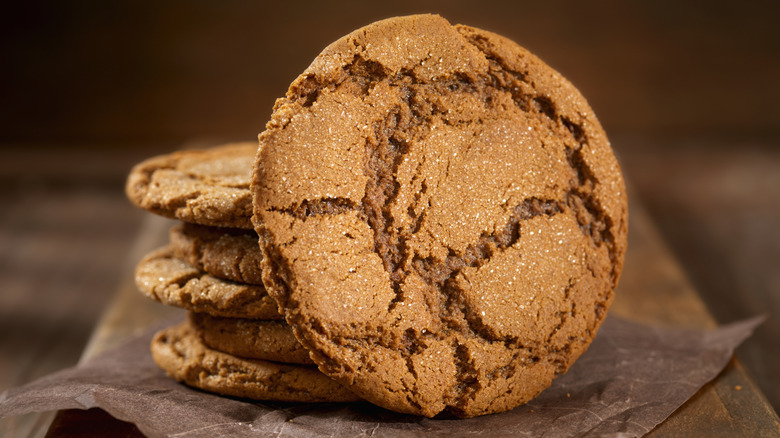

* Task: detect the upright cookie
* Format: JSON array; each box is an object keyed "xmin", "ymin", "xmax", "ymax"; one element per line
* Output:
[
  {"xmin": 135, "ymin": 246, "xmax": 282, "ymax": 320},
  {"xmin": 189, "ymin": 312, "xmax": 313, "ymax": 365},
  {"xmin": 252, "ymin": 15, "xmax": 628, "ymax": 417},
  {"xmin": 126, "ymin": 142, "xmax": 256, "ymax": 229},
  {"xmin": 169, "ymin": 223, "xmax": 264, "ymax": 285},
  {"xmin": 151, "ymin": 322, "xmax": 359, "ymax": 402}
]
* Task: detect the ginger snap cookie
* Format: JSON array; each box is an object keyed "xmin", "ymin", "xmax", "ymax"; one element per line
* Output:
[
  {"xmin": 151, "ymin": 322, "xmax": 359, "ymax": 402},
  {"xmin": 189, "ymin": 312, "xmax": 314, "ymax": 365},
  {"xmin": 169, "ymin": 223, "xmax": 264, "ymax": 285},
  {"xmin": 126, "ymin": 142, "xmax": 256, "ymax": 229},
  {"xmin": 251, "ymin": 15, "xmax": 628, "ymax": 417},
  {"xmin": 135, "ymin": 246, "xmax": 282, "ymax": 320}
]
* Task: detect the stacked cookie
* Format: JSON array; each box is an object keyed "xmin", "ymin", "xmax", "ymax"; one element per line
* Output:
[
  {"xmin": 127, "ymin": 14, "xmax": 629, "ymax": 419},
  {"xmin": 126, "ymin": 142, "xmax": 359, "ymax": 403}
]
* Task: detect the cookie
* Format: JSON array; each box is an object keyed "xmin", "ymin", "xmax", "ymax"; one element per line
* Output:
[
  {"xmin": 126, "ymin": 142, "xmax": 256, "ymax": 229},
  {"xmin": 169, "ymin": 223, "xmax": 264, "ymax": 285},
  {"xmin": 189, "ymin": 312, "xmax": 314, "ymax": 365},
  {"xmin": 251, "ymin": 14, "xmax": 628, "ymax": 417},
  {"xmin": 151, "ymin": 322, "xmax": 360, "ymax": 402},
  {"xmin": 135, "ymin": 246, "xmax": 282, "ymax": 320}
]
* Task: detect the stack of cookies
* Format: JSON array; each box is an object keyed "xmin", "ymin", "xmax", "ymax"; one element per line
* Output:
[
  {"xmin": 126, "ymin": 142, "xmax": 359, "ymax": 403},
  {"xmin": 127, "ymin": 14, "xmax": 628, "ymax": 418}
]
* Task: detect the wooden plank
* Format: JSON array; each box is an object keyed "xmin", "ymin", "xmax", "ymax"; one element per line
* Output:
[
  {"xmin": 610, "ymin": 194, "xmax": 718, "ymax": 327},
  {"xmin": 618, "ymin": 141, "xmax": 780, "ymax": 411},
  {"xmin": 10, "ymin": 215, "xmax": 178, "ymax": 438},
  {"xmin": 40, "ymin": 196, "xmax": 780, "ymax": 437},
  {"xmin": 79, "ymin": 215, "xmax": 182, "ymax": 360},
  {"xmin": 0, "ymin": 186, "xmax": 145, "ymax": 438},
  {"xmin": 611, "ymin": 196, "xmax": 780, "ymax": 436}
]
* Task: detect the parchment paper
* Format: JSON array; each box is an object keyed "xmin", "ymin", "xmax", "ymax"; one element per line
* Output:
[{"xmin": 0, "ymin": 315, "xmax": 763, "ymax": 438}]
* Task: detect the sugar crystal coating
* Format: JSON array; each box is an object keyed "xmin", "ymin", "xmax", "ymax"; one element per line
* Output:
[
  {"xmin": 126, "ymin": 143, "xmax": 257, "ymax": 229},
  {"xmin": 252, "ymin": 14, "xmax": 627, "ymax": 417}
]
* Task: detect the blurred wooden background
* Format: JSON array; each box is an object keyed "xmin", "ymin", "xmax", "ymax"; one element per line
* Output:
[{"xmin": 1, "ymin": 0, "xmax": 778, "ymax": 433}]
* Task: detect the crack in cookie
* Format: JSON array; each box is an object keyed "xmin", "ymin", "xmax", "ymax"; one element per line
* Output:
[
  {"xmin": 126, "ymin": 143, "xmax": 257, "ymax": 229},
  {"xmin": 252, "ymin": 14, "xmax": 627, "ymax": 418}
]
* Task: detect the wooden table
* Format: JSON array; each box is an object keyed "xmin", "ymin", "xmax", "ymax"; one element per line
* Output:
[{"xmin": 25, "ymin": 188, "xmax": 778, "ymax": 436}]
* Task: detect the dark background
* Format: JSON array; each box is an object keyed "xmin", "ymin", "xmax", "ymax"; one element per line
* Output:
[
  {"xmin": 2, "ymin": 1, "xmax": 780, "ymax": 142},
  {"xmin": 2, "ymin": 0, "xmax": 779, "ymax": 426}
]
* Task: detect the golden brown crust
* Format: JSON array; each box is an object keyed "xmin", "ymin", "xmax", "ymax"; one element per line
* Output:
[
  {"xmin": 134, "ymin": 246, "xmax": 282, "ymax": 319},
  {"xmin": 189, "ymin": 312, "xmax": 314, "ymax": 365},
  {"xmin": 126, "ymin": 143, "xmax": 256, "ymax": 229},
  {"xmin": 252, "ymin": 14, "xmax": 627, "ymax": 417},
  {"xmin": 150, "ymin": 322, "xmax": 360, "ymax": 402}
]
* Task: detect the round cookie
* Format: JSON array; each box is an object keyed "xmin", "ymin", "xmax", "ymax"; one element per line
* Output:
[
  {"xmin": 126, "ymin": 142, "xmax": 256, "ymax": 229},
  {"xmin": 189, "ymin": 312, "xmax": 314, "ymax": 365},
  {"xmin": 135, "ymin": 246, "xmax": 282, "ymax": 320},
  {"xmin": 169, "ymin": 223, "xmax": 264, "ymax": 285},
  {"xmin": 251, "ymin": 15, "xmax": 628, "ymax": 418},
  {"xmin": 151, "ymin": 322, "xmax": 359, "ymax": 402}
]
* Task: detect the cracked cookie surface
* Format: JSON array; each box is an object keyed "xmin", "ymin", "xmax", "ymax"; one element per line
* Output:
[
  {"xmin": 251, "ymin": 14, "xmax": 627, "ymax": 417},
  {"xmin": 169, "ymin": 223, "xmax": 264, "ymax": 285},
  {"xmin": 126, "ymin": 142, "xmax": 256, "ymax": 229},
  {"xmin": 151, "ymin": 321, "xmax": 359, "ymax": 402},
  {"xmin": 135, "ymin": 246, "xmax": 282, "ymax": 319}
]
